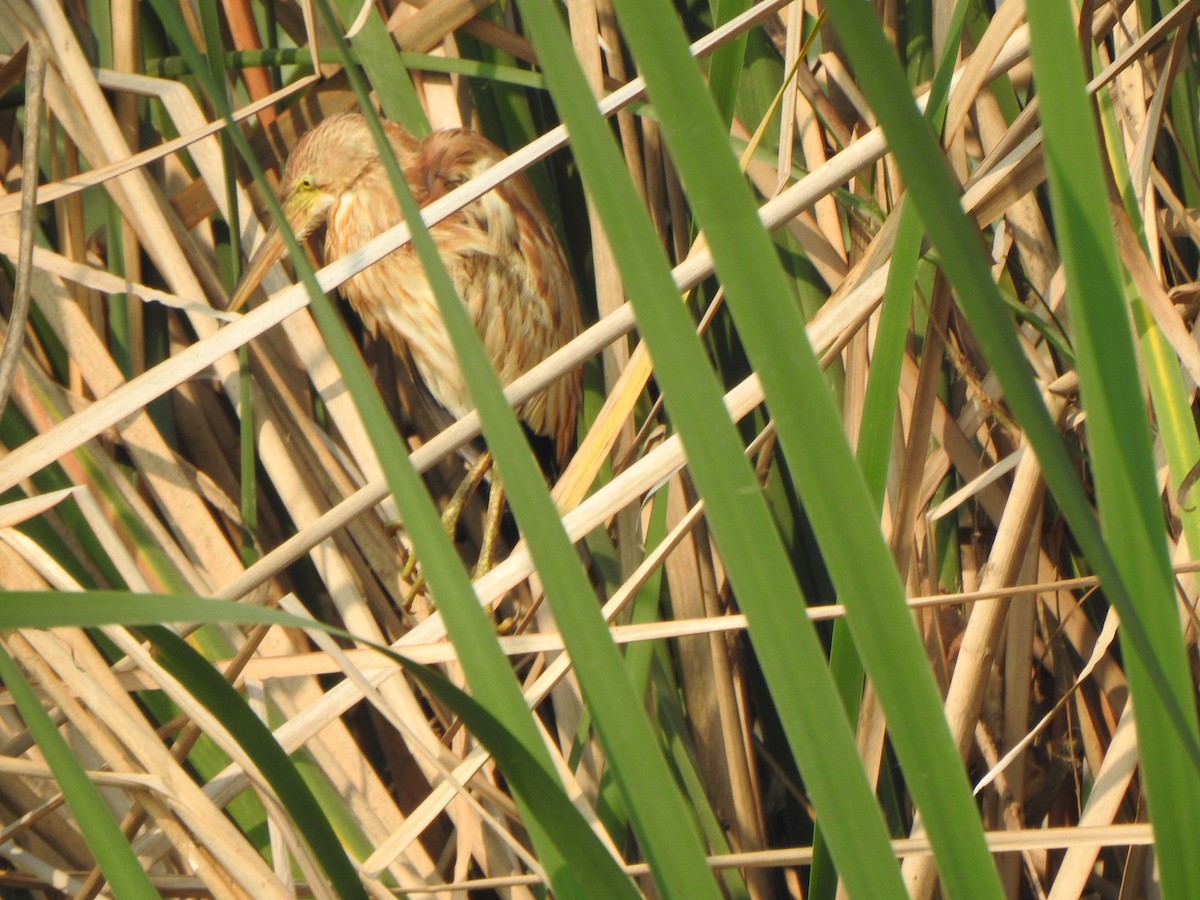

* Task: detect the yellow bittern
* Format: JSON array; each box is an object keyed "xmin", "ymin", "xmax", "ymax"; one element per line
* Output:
[{"xmin": 231, "ymin": 112, "xmax": 582, "ymax": 587}]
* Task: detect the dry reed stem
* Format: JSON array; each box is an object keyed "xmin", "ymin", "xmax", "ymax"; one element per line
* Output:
[{"xmin": 1, "ymin": 0, "xmax": 1198, "ymax": 894}]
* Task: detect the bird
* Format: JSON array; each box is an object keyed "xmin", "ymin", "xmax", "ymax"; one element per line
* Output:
[{"xmin": 230, "ymin": 112, "xmax": 582, "ymax": 591}]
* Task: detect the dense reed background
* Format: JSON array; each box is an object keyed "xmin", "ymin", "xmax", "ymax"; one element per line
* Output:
[{"xmin": 0, "ymin": 0, "xmax": 1199, "ymax": 896}]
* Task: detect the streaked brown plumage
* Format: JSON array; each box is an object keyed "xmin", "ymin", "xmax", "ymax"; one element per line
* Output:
[
  {"xmin": 236, "ymin": 112, "xmax": 581, "ymax": 464},
  {"xmin": 232, "ymin": 112, "xmax": 582, "ymax": 579}
]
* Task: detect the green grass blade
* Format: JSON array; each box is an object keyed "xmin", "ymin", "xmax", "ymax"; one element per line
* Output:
[
  {"xmin": 390, "ymin": 653, "xmax": 661, "ymax": 897},
  {"xmin": 0, "ymin": 591, "xmax": 336, "ymax": 630},
  {"xmin": 138, "ymin": 626, "xmax": 369, "ymax": 899},
  {"xmin": 298, "ymin": 5, "xmax": 643, "ymax": 897},
  {"xmin": 319, "ymin": 1, "xmax": 724, "ymax": 892},
  {"xmin": 812, "ymin": 9, "xmax": 967, "ymax": 890},
  {"xmin": 514, "ymin": 0, "xmax": 917, "ymax": 895},
  {"xmin": 809, "ymin": 200, "xmax": 920, "ymax": 900},
  {"xmin": 148, "ymin": 2, "xmax": 619, "ymax": 893},
  {"xmin": 706, "ymin": 0, "xmax": 751, "ymax": 126},
  {"xmin": 818, "ymin": 0, "xmax": 1200, "ymax": 780},
  {"xmin": 857, "ymin": 205, "xmax": 920, "ymax": 500},
  {"xmin": 1022, "ymin": 2, "xmax": 1200, "ymax": 891},
  {"xmin": 1135, "ymin": 302, "xmax": 1200, "ymax": 560},
  {"xmin": 0, "ymin": 639, "xmax": 158, "ymax": 898},
  {"xmin": 194, "ymin": 0, "xmax": 260, "ymax": 569},
  {"xmin": 604, "ymin": 1, "xmax": 1005, "ymax": 895},
  {"xmin": 330, "ymin": 0, "xmax": 428, "ymax": 133},
  {"xmin": 143, "ymin": 47, "xmax": 549, "ymax": 90},
  {"xmin": 0, "ymin": 590, "xmax": 636, "ymax": 896}
]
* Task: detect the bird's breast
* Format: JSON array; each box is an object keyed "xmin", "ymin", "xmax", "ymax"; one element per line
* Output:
[
  {"xmin": 328, "ymin": 191, "xmax": 376, "ymax": 249},
  {"xmin": 323, "ymin": 177, "xmax": 578, "ymax": 455},
  {"xmin": 326, "ymin": 198, "xmax": 469, "ymax": 418}
]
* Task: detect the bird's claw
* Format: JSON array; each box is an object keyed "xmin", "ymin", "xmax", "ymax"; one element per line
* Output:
[
  {"xmin": 398, "ymin": 545, "xmax": 493, "ymax": 613},
  {"xmin": 398, "ymin": 541, "xmax": 515, "ymax": 634},
  {"xmin": 400, "ymin": 553, "xmax": 429, "ymax": 611},
  {"xmin": 393, "ymin": 454, "xmax": 497, "ymax": 612}
]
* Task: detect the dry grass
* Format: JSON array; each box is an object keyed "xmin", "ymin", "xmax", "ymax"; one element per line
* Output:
[{"xmin": 0, "ymin": 0, "xmax": 1198, "ymax": 896}]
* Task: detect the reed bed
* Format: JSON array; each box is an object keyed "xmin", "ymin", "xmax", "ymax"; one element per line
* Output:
[{"xmin": 0, "ymin": 0, "xmax": 1198, "ymax": 897}]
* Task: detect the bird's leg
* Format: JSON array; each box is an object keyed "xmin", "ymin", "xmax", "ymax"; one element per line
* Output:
[
  {"xmin": 441, "ymin": 450, "xmax": 495, "ymax": 553},
  {"xmin": 399, "ymin": 451, "xmax": 495, "ymax": 603},
  {"xmin": 474, "ymin": 478, "xmax": 506, "ymax": 580}
]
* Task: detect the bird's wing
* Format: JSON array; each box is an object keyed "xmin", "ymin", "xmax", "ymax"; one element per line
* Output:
[{"xmin": 409, "ymin": 129, "xmax": 583, "ymax": 463}]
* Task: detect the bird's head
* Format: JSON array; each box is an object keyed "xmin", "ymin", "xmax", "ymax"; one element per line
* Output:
[{"xmin": 228, "ymin": 113, "xmax": 387, "ymax": 312}]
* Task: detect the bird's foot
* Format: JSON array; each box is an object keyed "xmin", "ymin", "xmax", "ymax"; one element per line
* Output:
[
  {"xmin": 397, "ymin": 542, "xmax": 517, "ymax": 635},
  {"xmin": 385, "ymin": 520, "xmax": 427, "ymax": 609},
  {"xmin": 469, "ymin": 480, "xmax": 506, "ymax": 581},
  {"xmin": 393, "ymin": 453, "xmax": 498, "ymax": 612},
  {"xmin": 400, "ymin": 552, "xmax": 429, "ymax": 611}
]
